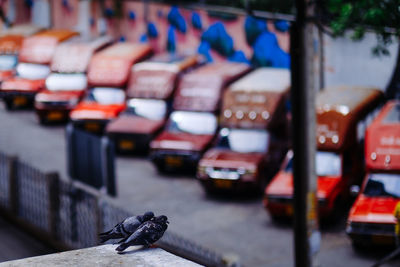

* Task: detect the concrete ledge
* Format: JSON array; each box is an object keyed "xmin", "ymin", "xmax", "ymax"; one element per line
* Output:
[{"xmin": 0, "ymin": 245, "xmax": 203, "ymax": 267}]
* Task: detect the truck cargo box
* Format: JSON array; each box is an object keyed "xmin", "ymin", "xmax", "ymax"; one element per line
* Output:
[
  {"xmin": 51, "ymin": 36, "xmax": 112, "ymax": 73},
  {"xmin": 126, "ymin": 52, "xmax": 200, "ymax": 99},
  {"xmin": 220, "ymin": 67, "xmax": 290, "ymax": 130},
  {"xmin": 87, "ymin": 42, "xmax": 152, "ymax": 88},
  {"xmin": 18, "ymin": 29, "xmax": 79, "ymax": 64},
  {"xmin": 173, "ymin": 62, "xmax": 251, "ymax": 112}
]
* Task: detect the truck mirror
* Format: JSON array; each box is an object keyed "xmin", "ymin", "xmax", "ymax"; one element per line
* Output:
[{"xmin": 350, "ymin": 185, "xmax": 360, "ymax": 197}]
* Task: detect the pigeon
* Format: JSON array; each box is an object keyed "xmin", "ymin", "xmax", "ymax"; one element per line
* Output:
[
  {"xmin": 99, "ymin": 211, "xmax": 154, "ymax": 243},
  {"xmin": 115, "ymin": 215, "xmax": 169, "ymax": 252}
]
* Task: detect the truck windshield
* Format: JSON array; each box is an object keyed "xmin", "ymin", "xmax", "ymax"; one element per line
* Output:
[
  {"xmin": 168, "ymin": 111, "xmax": 217, "ymax": 135},
  {"xmin": 0, "ymin": 55, "xmax": 17, "ymax": 70},
  {"xmin": 217, "ymin": 128, "xmax": 269, "ymax": 153},
  {"xmin": 364, "ymin": 173, "xmax": 400, "ymax": 198},
  {"xmin": 86, "ymin": 87, "xmax": 125, "ymax": 105},
  {"xmin": 126, "ymin": 98, "xmax": 167, "ymax": 120},
  {"xmin": 16, "ymin": 63, "xmax": 50, "ymax": 79},
  {"xmin": 285, "ymin": 151, "xmax": 342, "ymax": 177},
  {"xmin": 46, "ymin": 73, "xmax": 87, "ymax": 91}
]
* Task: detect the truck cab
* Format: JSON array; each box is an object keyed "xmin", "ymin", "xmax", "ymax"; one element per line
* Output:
[
  {"xmin": 34, "ymin": 36, "xmax": 112, "ymax": 124},
  {"xmin": 347, "ymin": 100, "xmax": 400, "ymax": 247},
  {"xmin": 0, "ymin": 29, "xmax": 78, "ymax": 110},
  {"xmin": 197, "ymin": 68, "xmax": 290, "ymax": 194},
  {"xmin": 70, "ymin": 42, "xmax": 152, "ymax": 134},
  {"xmin": 264, "ymin": 86, "xmax": 383, "ymax": 218},
  {"xmin": 0, "ymin": 24, "xmax": 43, "ymax": 83},
  {"xmin": 106, "ymin": 52, "xmax": 200, "ymax": 153},
  {"xmin": 150, "ymin": 62, "xmax": 251, "ymax": 173}
]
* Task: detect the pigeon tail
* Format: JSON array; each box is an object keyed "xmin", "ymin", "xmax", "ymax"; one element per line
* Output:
[{"xmin": 116, "ymin": 243, "xmax": 129, "ymax": 252}]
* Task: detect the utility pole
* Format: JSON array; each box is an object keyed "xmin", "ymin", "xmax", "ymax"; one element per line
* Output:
[{"xmin": 290, "ymin": 0, "xmax": 321, "ymax": 266}]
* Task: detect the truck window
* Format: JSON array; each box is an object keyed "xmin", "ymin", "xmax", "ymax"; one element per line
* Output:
[
  {"xmin": 168, "ymin": 111, "xmax": 217, "ymax": 135},
  {"xmin": 284, "ymin": 151, "xmax": 341, "ymax": 177},
  {"xmin": 86, "ymin": 87, "xmax": 125, "ymax": 105},
  {"xmin": 46, "ymin": 73, "xmax": 87, "ymax": 91},
  {"xmin": 126, "ymin": 99, "xmax": 167, "ymax": 120},
  {"xmin": 216, "ymin": 128, "xmax": 269, "ymax": 153},
  {"xmin": 16, "ymin": 63, "xmax": 50, "ymax": 80},
  {"xmin": 0, "ymin": 55, "xmax": 17, "ymax": 70},
  {"xmin": 364, "ymin": 173, "xmax": 400, "ymax": 198}
]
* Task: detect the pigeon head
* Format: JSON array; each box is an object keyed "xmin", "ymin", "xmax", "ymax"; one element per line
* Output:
[
  {"xmin": 143, "ymin": 211, "xmax": 155, "ymax": 220},
  {"xmin": 154, "ymin": 215, "xmax": 169, "ymax": 224}
]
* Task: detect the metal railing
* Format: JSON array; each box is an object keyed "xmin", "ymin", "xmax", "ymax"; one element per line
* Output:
[{"xmin": 0, "ymin": 150, "xmax": 236, "ymax": 267}]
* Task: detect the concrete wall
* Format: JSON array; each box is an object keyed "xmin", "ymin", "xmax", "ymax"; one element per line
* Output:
[{"xmin": 324, "ymin": 31, "xmax": 399, "ymax": 90}]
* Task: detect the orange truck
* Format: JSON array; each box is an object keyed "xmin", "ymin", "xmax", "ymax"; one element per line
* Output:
[
  {"xmin": 106, "ymin": 52, "xmax": 201, "ymax": 154},
  {"xmin": 196, "ymin": 68, "xmax": 290, "ymax": 193},
  {"xmin": 69, "ymin": 42, "xmax": 152, "ymax": 134},
  {"xmin": 264, "ymin": 86, "xmax": 383, "ymax": 219},
  {"xmin": 149, "ymin": 62, "xmax": 251, "ymax": 173},
  {"xmin": 0, "ymin": 24, "xmax": 42, "ymax": 83},
  {"xmin": 346, "ymin": 100, "xmax": 400, "ymax": 247},
  {"xmin": 34, "ymin": 36, "xmax": 112, "ymax": 124},
  {"xmin": 0, "ymin": 29, "xmax": 78, "ymax": 109}
]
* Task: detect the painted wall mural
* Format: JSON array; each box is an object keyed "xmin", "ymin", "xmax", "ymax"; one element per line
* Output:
[{"xmin": 51, "ymin": 1, "xmax": 291, "ymax": 68}]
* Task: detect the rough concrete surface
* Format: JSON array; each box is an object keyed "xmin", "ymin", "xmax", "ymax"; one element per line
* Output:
[{"xmin": 0, "ymin": 245, "xmax": 202, "ymax": 267}]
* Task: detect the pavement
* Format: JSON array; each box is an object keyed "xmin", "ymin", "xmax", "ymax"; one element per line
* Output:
[
  {"xmin": 0, "ymin": 216, "xmax": 55, "ymax": 263},
  {"xmin": 0, "ymin": 103, "xmax": 400, "ymax": 266}
]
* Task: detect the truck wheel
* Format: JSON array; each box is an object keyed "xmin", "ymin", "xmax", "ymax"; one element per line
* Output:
[{"xmin": 4, "ymin": 99, "xmax": 13, "ymax": 110}]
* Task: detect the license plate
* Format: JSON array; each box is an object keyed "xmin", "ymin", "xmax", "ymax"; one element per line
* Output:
[
  {"xmin": 119, "ymin": 140, "xmax": 135, "ymax": 150},
  {"xmin": 286, "ymin": 205, "xmax": 293, "ymax": 216},
  {"xmin": 85, "ymin": 122, "xmax": 100, "ymax": 132},
  {"xmin": 372, "ymin": 235, "xmax": 392, "ymax": 245},
  {"xmin": 47, "ymin": 111, "xmax": 64, "ymax": 121},
  {"xmin": 214, "ymin": 179, "xmax": 232, "ymax": 189},
  {"xmin": 165, "ymin": 156, "xmax": 183, "ymax": 167},
  {"xmin": 13, "ymin": 96, "xmax": 28, "ymax": 106}
]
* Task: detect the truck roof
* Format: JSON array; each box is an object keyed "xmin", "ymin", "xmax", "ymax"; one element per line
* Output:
[
  {"xmin": 19, "ymin": 29, "xmax": 79, "ymax": 64},
  {"xmin": 365, "ymin": 100, "xmax": 400, "ymax": 171},
  {"xmin": 127, "ymin": 53, "xmax": 200, "ymax": 99},
  {"xmin": 0, "ymin": 24, "xmax": 43, "ymax": 37},
  {"xmin": 173, "ymin": 62, "xmax": 251, "ymax": 112},
  {"xmin": 230, "ymin": 68, "xmax": 290, "ymax": 93},
  {"xmin": 51, "ymin": 36, "xmax": 112, "ymax": 73},
  {"xmin": 316, "ymin": 86, "xmax": 383, "ymax": 151},
  {"xmin": 220, "ymin": 67, "xmax": 290, "ymax": 130},
  {"xmin": 87, "ymin": 42, "xmax": 152, "ymax": 87}
]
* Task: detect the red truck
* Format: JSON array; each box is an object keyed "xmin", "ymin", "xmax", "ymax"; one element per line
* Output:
[
  {"xmin": 34, "ymin": 36, "xmax": 112, "ymax": 124},
  {"xmin": 346, "ymin": 100, "xmax": 400, "ymax": 247},
  {"xmin": 69, "ymin": 42, "xmax": 152, "ymax": 134},
  {"xmin": 196, "ymin": 68, "xmax": 290, "ymax": 194},
  {"xmin": 264, "ymin": 86, "xmax": 383, "ymax": 219},
  {"xmin": 150, "ymin": 62, "xmax": 251, "ymax": 173},
  {"xmin": 0, "ymin": 24, "xmax": 42, "ymax": 83},
  {"xmin": 0, "ymin": 29, "xmax": 78, "ymax": 110},
  {"xmin": 106, "ymin": 53, "xmax": 200, "ymax": 154}
]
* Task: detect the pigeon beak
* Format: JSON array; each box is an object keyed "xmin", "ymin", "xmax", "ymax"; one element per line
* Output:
[{"xmin": 167, "ymin": 221, "xmax": 170, "ymax": 224}]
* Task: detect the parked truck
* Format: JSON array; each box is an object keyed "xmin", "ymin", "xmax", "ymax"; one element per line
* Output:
[
  {"xmin": 0, "ymin": 24, "xmax": 42, "ymax": 83},
  {"xmin": 150, "ymin": 62, "xmax": 251, "ymax": 173},
  {"xmin": 346, "ymin": 100, "xmax": 400, "ymax": 247},
  {"xmin": 264, "ymin": 86, "xmax": 383, "ymax": 219},
  {"xmin": 196, "ymin": 68, "xmax": 290, "ymax": 194},
  {"xmin": 105, "ymin": 52, "xmax": 200, "ymax": 153},
  {"xmin": 0, "ymin": 29, "xmax": 78, "ymax": 109},
  {"xmin": 69, "ymin": 42, "xmax": 152, "ymax": 134},
  {"xmin": 34, "ymin": 36, "xmax": 112, "ymax": 124}
]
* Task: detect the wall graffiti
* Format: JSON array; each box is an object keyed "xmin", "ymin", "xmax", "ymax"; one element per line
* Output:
[{"xmin": 49, "ymin": 1, "xmax": 291, "ymax": 68}]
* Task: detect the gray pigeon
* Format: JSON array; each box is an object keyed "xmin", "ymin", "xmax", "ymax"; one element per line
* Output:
[
  {"xmin": 115, "ymin": 215, "xmax": 169, "ymax": 252},
  {"xmin": 99, "ymin": 211, "xmax": 154, "ymax": 243}
]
